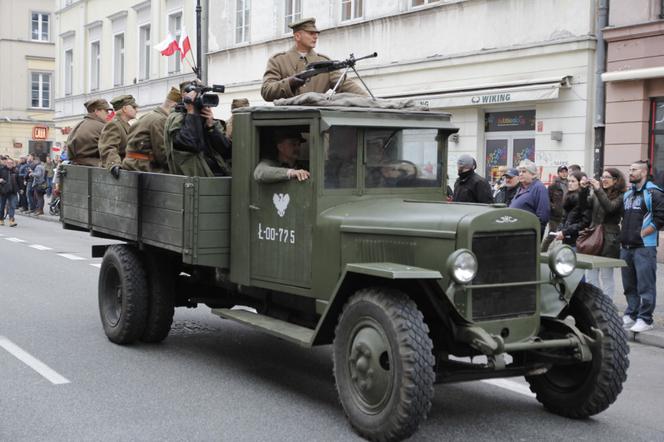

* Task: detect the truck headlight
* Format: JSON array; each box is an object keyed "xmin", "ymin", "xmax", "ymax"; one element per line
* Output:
[
  {"xmin": 447, "ymin": 249, "xmax": 478, "ymax": 284},
  {"xmin": 549, "ymin": 245, "xmax": 576, "ymax": 277}
]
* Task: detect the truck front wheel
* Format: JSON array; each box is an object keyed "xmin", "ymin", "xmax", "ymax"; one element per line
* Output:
[
  {"xmin": 98, "ymin": 245, "xmax": 149, "ymax": 344},
  {"xmin": 525, "ymin": 282, "xmax": 629, "ymax": 418},
  {"xmin": 333, "ymin": 288, "xmax": 435, "ymax": 442}
]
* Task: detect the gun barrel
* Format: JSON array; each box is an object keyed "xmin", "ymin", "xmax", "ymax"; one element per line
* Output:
[{"xmin": 355, "ymin": 52, "xmax": 378, "ymax": 62}]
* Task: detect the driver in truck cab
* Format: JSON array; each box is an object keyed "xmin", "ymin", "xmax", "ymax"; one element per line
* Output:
[{"xmin": 253, "ymin": 129, "xmax": 310, "ymax": 183}]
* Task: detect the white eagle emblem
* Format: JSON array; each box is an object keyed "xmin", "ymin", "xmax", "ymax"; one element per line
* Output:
[
  {"xmin": 496, "ymin": 215, "xmax": 518, "ymax": 224},
  {"xmin": 273, "ymin": 193, "xmax": 290, "ymax": 217}
]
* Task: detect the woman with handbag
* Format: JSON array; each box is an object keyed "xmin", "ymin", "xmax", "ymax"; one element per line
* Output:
[
  {"xmin": 552, "ymin": 171, "xmax": 592, "ymax": 248},
  {"xmin": 584, "ymin": 168, "xmax": 626, "ymax": 297}
]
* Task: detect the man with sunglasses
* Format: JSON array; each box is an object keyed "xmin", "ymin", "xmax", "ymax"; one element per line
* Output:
[
  {"xmin": 66, "ymin": 98, "xmax": 112, "ymax": 167},
  {"xmin": 620, "ymin": 160, "xmax": 664, "ymax": 333},
  {"xmin": 99, "ymin": 95, "xmax": 139, "ymax": 178},
  {"xmin": 261, "ymin": 17, "xmax": 367, "ymax": 102}
]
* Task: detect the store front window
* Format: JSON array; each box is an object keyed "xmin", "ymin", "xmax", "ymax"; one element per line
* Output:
[
  {"xmin": 650, "ymin": 98, "xmax": 664, "ymax": 187},
  {"xmin": 484, "ymin": 110, "xmax": 535, "ymax": 184}
]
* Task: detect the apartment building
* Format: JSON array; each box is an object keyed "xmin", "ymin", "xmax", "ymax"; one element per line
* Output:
[
  {"xmin": 208, "ymin": 0, "xmax": 600, "ymax": 183},
  {"xmin": 601, "ymin": 0, "xmax": 664, "ymax": 184},
  {"xmin": 0, "ymin": 0, "xmax": 55, "ymax": 159},
  {"xmin": 53, "ymin": 0, "xmax": 198, "ymax": 148}
]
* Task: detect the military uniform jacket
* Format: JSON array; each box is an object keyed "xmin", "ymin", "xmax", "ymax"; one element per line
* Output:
[
  {"xmin": 99, "ymin": 115, "xmax": 130, "ymax": 169},
  {"xmin": 66, "ymin": 114, "xmax": 105, "ymax": 167},
  {"xmin": 163, "ymin": 112, "xmax": 230, "ymax": 177},
  {"xmin": 253, "ymin": 159, "xmax": 309, "ymax": 183},
  {"xmin": 122, "ymin": 107, "xmax": 169, "ymax": 173},
  {"xmin": 261, "ymin": 47, "xmax": 367, "ymax": 102}
]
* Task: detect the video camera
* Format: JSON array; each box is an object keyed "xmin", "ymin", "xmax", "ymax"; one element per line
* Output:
[{"xmin": 182, "ymin": 81, "xmax": 226, "ymax": 110}]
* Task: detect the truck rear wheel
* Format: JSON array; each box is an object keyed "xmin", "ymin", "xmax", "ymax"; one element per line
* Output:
[
  {"xmin": 140, "ymin": 252, "xmax": 175, "ymax": 343},
  {"xmin": 98, "ymin": 245, "xmax": 148, "ymax": 344},
  {"xmin": 525, "ymin": 282, "xmax": 629, "ymax": 418},
  {"xmin": 333, "ymin": 288, "xmax": 435, "ymax": 442}
]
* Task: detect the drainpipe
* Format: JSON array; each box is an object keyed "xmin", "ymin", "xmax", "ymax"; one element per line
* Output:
[
  {"xmin": 661, "ymin": 0, "xmax": 664, "ymax": 19},
  {"xmin": 593, "ymin": 0, "xmax": 609, "ymax": 176}
]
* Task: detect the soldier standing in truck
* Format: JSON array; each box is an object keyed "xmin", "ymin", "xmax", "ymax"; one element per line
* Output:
[
  {"xmin": 66, "ymin": 99, "xmax": 112, "ymax": 167},
  {"xmin": 261, "ymin": 17, "xmax": 367, "ymax": 102},
  {"xmin": 99, "ymin": 95, "xmax": 139, "ymax": 178}
]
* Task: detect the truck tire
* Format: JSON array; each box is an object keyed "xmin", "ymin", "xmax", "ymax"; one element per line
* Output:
[
  {"xmin": 525, "ymin": 282, "xmax": 629, "ymax": 418},
  {"xmin": 98, "ymin": 245, "xmax": 149, "ymax": 344},
  {"xmin": 140, "ymin": 252, "xmax": 175, "ymax": 343},
  {"xmin": 333, "ymin": 288, "xmax": 435, "ymax": 442}
]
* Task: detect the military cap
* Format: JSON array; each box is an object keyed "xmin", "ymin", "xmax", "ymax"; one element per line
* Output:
[
  {"xmin": 274, "ymin": 128, "xmax": 306, "ymax": 143},
  {"xmin": 180, "ymin": 79, "xmax": 202, "ymax": 94},
  {"xmin": 231, "ymin": 98, "xmax": 250, "ymax": 110},
  {"xmin": 167, "ymin": 87, "xmax": 182, "ymax": 103},
  {"xmin": 110, "ymin": 94, "xmax": 138, "ymax": 111},
  {"xmin": 288, "ymin": 17, "xmax": 319, "ymax": 33},
  {"xmin": 85, "ymin": 98, "xmax": 112, "ymax": 113}
]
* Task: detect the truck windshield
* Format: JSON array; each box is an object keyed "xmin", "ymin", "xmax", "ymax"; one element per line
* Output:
[
  {"xmin": 364, "ymin": 128, "xmax": 441, "ymax": 188},
  {"xmin": 324, "ymin": 127, "xmax": 442, "ymax": 190}
]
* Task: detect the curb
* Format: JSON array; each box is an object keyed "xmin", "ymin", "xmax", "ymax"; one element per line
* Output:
[
  {"xmin": 14, "ymin": 211, "xmax": 60, "ymax": 224},
  {"xmin": 628, "ymin": 329, "xmax": 664, "ymax": 350}
]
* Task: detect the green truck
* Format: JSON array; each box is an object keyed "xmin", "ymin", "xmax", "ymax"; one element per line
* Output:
[{"xmin": 61, "ymin": 104, "xmax": 629, "ymax": 442}]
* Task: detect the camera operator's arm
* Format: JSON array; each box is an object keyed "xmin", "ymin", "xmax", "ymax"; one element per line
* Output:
[
  {"xmin": 200, "ymin": 107, "xmax": 232, "ymax": 160},
  {"xmin": 173, "ymin": 92, "xmax": 205, "ymax": 153}
]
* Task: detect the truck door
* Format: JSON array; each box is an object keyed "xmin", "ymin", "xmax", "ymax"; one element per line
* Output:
[{"xmin": 249, "ymin": 126, "xmax": 313, "ymax": 289}]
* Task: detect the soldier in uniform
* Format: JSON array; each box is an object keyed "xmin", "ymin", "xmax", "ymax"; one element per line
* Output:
[
  {"xmin": 122, "ymin": 87, "xmax": 182, "ymax": 173},
  {"xmin": 163, "ymin": 81, "xmax": 232, "ymax": 177},
  {"xmin": 99, "ymin": 95, "xmax": 138, "ymax": 177},
  {"xmin": 254, "ymin": 128, "xmax": 310, "ymax": 183},
  {"xmin": 66, "ymin": 99, "xmax": 112, "ymax": 167},
  {"xmin": 225, "ymin": 98, "xmax": 249, "ymax": 141},
  {"xmin": 261, "ymin": 17, "xmax": 367, "ymax": 102}
]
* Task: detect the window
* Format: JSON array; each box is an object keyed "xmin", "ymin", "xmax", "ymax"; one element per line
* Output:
[
  {"xmin": 139, "ymin": 24, "xmax": 151, "ymax": 81},
  {"xmin": 90, "ymin": 41, "xmax": 100, "ymax": 91},
  {"xmin": 284, "ymin": 0, "xmax": 301, "ymax": 33},
  {"xmin": 236, "ymin": 0, "xmax": 250, "ymax": 43},
  {"xmin": 31, "ymin": 13, "xmax": 49, "ymax": 41},
  {"xmin": 113, "ymin": 33, "xmax": 125, "ymax": 86},
  {"xmin": 168, "ymin": 12, "xmax": 182, "ymax": 73},
  {"xmin": 412, "ymin": 0, "xmax": 439, "ymax": 6},
  {"xmin": 64, "ymin": 49, "xmax": 73, "ymax": 96},
  {"xmin": 30, "ymin": 72, "xmax": 51, "ymax": 108},
  {"xmin": 325, "ymin": 127, "xmax": 358, "ymax": 189},
  {"xmin": 650, "ymin": 98, "xmax": 664, "ymax": 187},
  {"xmin": 341, "ymin": 0, "xmax": 362, "ymax": 21}
]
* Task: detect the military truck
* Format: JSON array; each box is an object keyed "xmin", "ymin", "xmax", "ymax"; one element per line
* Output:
[{"xmin": 60, "ymin": 104, "xmax": 629, "ymax": 442}]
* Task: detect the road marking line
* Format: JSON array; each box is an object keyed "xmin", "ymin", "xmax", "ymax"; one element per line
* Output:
[
  {"xmin": 5, "ymin": 237, "xmax": 26, "ymax": 243},
  {"xmin": 90, "ymin": 263, "xmax": 102, "ymax": 268},
  {"xmin": 0, "ymin": 336, "xmax": 70, "ymax": 385},
  {"xmin": 30, "ymin": 244, "xmax": 53, "ymax": 251},
  {"xmin": 57, "ymin": 253, "xmax": 86, "ymax": 261},
  {"xmin": 481, "ymin": 379, "xmax": 535, "ymax": 398}
]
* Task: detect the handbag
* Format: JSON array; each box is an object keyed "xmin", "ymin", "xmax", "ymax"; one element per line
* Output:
[{"xmin": 576, "ymin": 224, "xmax": 604, "ymax": 255}]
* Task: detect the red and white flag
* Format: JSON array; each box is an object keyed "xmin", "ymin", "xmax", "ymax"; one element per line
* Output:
[
  {"xmin": 179, "ymin": 26, "xmax": 192, "ymax": 60},
  {"xmin": 154, "ymin": 33, "xmax": 179, "ymax": 56}
]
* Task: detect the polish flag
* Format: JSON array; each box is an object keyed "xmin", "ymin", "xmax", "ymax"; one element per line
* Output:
[
  {"xmin": 154, "ymin": 33, "xmax": 180, "ymax": 56},
  {"xmin": 179, "ymin": 27, "xmax": 192, "ymax": 60}
]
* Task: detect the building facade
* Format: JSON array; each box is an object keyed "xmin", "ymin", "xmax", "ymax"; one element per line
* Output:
[
  {"xmin": 207, "ymin": 0, "xmax": 600, "ymax": 183},
  {"xmin": 0, "ymin": 0, "xmax": 55, "ymax": 159},
  {"xmin": 53, "ymin": 0, "xmax": 198, "ymax": 149},
  {"xmin": 602, "ymin": 0, "xmax": 664, "ymax": 184}
]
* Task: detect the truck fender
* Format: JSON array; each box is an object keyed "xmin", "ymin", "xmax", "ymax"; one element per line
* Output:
[{"xmin": 311, "ymin": 262, "xmax": 468, "ymax": 346}]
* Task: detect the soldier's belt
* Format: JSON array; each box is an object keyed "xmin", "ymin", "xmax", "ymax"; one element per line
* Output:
[{"xmin": 126, "ymin": 151, "xmax": 154, "ymax": 161}]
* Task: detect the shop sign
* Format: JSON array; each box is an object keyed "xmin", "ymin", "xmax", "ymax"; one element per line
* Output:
[
  {"xmin": 32, "ymin": 126, "xmax": 48, "ymax": 140},
  {"xmin": 13, "ymin": 142, "xmax": 23, "ymax": 149},
  {"xmin": 485, "ymin": 110, "xmax": 536, "ymax": 132}
]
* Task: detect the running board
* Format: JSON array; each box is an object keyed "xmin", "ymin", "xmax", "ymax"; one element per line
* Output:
[{"xmin": 211, "ymin": 308, "xmax": 315, "ymax": 347}]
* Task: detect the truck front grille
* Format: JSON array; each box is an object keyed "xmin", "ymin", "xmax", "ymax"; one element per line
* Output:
[{"xmin": 471, "ymin": 230, "xmax": 537, "ymax": 321}]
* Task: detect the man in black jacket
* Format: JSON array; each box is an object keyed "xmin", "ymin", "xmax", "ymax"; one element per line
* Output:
[
  {"xmin": 0, "ymin": 156, "xmax": 18, "ymax": 226},
  {"xmin": 453, "ymin": 154, "xmax": 493, "ymax": 203}
]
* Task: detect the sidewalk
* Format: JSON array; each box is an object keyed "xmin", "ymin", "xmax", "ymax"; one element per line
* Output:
[{"xmin": 13, "ymin": 204, "xmax": 664, "ymax": 350}]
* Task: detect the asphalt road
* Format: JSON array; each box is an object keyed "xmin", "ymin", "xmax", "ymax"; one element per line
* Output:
[{"xmin": 1, "ymin": 217, "xmax": 663, "ymax": 441}]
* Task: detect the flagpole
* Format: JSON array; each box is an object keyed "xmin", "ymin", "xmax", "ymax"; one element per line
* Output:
[{"xmin": 196, "ymin": 0, "xmax": 202, "ymax": 80}]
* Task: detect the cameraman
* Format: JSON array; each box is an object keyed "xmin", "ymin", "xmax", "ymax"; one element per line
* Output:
[{"xmin": 164, "ymin": 82, "xmax": 231, "ymax": 177}]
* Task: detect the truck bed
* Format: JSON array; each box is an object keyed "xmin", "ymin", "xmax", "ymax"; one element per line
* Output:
[{"xmin": 61, "ymin": 165, "xmax": 231, "ymax": 268}]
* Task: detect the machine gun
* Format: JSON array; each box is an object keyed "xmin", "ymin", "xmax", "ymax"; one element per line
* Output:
[{"xmin": 295, "ymin": 52, "xmax": 378, "ymax": 99}]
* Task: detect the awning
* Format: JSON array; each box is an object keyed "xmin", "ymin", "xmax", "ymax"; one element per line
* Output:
[
  {"xmin": 601, "ymin": 66, "xmax": 664, "ymax": 82},
  {"xmin": 412, "ymin": 76, "xmax": 572, "ymax": 109}
]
